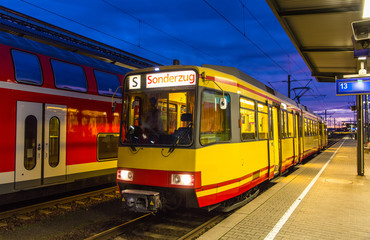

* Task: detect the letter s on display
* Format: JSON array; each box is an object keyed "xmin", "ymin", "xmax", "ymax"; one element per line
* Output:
[{"xmin": 129, "ymin": 75, "xmax": 141, "ymax": 89}]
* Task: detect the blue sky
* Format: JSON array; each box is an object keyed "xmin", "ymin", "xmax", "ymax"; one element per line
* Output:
[{"xmin": 0, "ymin": 0, "xmax": 357, "ymax": 127}]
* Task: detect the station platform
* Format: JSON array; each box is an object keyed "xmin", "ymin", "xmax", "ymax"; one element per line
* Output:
[{"xmin": 199, "ymin": 137, "xmax": 370, "ymax": 239}]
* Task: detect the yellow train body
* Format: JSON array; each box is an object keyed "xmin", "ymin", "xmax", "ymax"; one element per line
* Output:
[{"xmin": 116, "ymin": 65, "xmax": 327, "ymax": 212}]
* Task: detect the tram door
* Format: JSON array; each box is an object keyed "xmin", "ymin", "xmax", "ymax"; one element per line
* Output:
[
  {"xmin": 15, "ymin": 101, "xmax": 67, "ymax": 189},
  {"xmin": 269, "ymin": 106, "xmax": 281, "ymax": 177}
]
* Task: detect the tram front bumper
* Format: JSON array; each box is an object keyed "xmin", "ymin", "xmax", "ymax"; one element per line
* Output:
[{"xmin": 121, "ymin": 189, "xmax": 161, "ymax": 212}]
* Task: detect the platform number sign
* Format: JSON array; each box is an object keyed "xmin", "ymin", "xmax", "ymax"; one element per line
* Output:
[{"xmin": 336, "ymin": 78, "xmax": 370, "ymax": 96}]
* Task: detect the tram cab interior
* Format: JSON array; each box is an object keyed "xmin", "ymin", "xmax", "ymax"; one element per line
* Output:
[{"xmin": 124, "ymin": 90, "xmax": 195, "ymax": 147}]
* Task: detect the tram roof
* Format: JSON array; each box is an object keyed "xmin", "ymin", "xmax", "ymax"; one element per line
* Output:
[
  {"xmin": 266, "ymin": 0, "xmax": 362, "ymax": 82},
  {"xmin": 203, "ymin": 64, "xmax": 319, "ymax": 117}
]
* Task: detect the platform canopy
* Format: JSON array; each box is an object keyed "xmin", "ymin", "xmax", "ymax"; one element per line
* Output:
[{"xmin": 266, "ymin": 0, "xmax": 363, "ymax": 82}]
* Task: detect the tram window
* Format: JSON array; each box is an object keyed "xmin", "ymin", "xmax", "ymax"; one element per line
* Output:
[
  {"xmin": 24, "ymin": 115, "xmax": 37, "ymax": 170},
  {"xmin": 310, "ymin": 120, "xmax": 313, "ymax": 136},
  {"xmin": 240, "ymin": 97, "xmax": 256, "ymax": 141},
  {"xmin": 200, "ymin": 90, "xmax": 231, "ymax": 145},
  {"xmin": 304, "ymin": 118, "xmax": 308, "ymax": 136},
  {"xmin": 168, "ymin": 103, "xmax": 177, "ymax": 134},
  {"xmin": 297, "ymin": 115, "xmax": 302, "ymax": 138},
  {"xmin": 94, "ymin": 70, "xmax": 121, "ymax": 97},
  {"xmin": 98, "ymin": 133, "xmax": 119, "ymax": 161},
  {"xmin": 257, "ymin": 103, "xmax": 268, "ymax": 140},
  {"xmin": 49, "ymin": 117, "xmax": 60, "ymax": 168},
  {"xmin": 124, "ymin": 91, "xmax": 194, "ymax": 146},
  {"xmin": 12, "ymin": 50, "xmax": 42, "ymax": 85},
  {"xmin": 268, "ymin": 106, "xmax": 273, "ymax": 140},
  {"xmin": 281, "ymin": 110, "xmax": 288, "ymax": 138},
  {"xmin": 51, "ymin": 59, "xmax": 87, "ymax": 92},
  {"xmin": 288, "ymin": 112, "xmax": 294, "ymax": 137}
]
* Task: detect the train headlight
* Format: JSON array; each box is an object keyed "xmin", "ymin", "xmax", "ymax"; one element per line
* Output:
[
  {"xmin": 171, "ymin": 174, "xmax": 194, "ymax": 186},
  {"xmin": 117, "ymin": 169, "xmax": 134, "ymax": 181}
]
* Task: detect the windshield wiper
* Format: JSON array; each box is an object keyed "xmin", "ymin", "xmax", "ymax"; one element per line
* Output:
[
  {"xmin": 126, "ymin": 125, "xmax": 140, "ymax": 153},
  {"xmin": 163, "ymin": 123, "xmax": 193, "ymax": 157}
]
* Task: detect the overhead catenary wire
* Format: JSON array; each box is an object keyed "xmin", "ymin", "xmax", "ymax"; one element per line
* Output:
[
  {"xmin": 202, "ymin": 0, "xmax": 290, "ymax": 75},
  {"xmin": 240, "ymin": 0, "xmax": 305, "ymax": 75},
  {"xmin": 102, "ymin": 0, "xmax": 224, "ymax": 63},
  {"xmin": 17, "ymin": 0, "xmax": 328, "ymax": 112},
  {"xmin": 19, "ymin": 0, "xmax": 172, "ymax": 61},
  {"xmin": 202, "ymin": 0, "xmax": 327, "ymax": 109}
]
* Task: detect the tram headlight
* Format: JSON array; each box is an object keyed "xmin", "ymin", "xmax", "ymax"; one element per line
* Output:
[
  {"xmin": 171, "ymin": 174, "xmax": 194, "ymax": 186},
  {"xmin": 117, "ymin": 169, "xmax": 134, "ymax": 181}
]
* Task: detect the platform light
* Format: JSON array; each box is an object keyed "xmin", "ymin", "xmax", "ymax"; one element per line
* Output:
[{"xmin": 364, "ymin": 0, "xmax": 370, "ymax": 18}]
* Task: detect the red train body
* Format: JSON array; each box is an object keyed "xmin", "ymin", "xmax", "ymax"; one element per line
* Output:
[{"xmin": 0, "ymin": 30, "xmax": 131, "ymax": 205}]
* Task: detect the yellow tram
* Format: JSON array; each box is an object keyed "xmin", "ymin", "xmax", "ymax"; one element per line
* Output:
[{"xmin": 116, "ymin": 64, "xmax": 327, "ymax": 212}]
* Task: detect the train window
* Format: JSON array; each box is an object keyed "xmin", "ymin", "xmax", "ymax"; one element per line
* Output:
[
  {"xmin": 49, "ymin": 117, "xmax": 60, "ymax": 168},
  {"xmin": 257, "ymin": 103, "xmax": 268, "ymax": 140},
  {"xmin": 310, "ymin": 120, "xmax": 313, "ymax": 136},
  {"xmin": 200, "ymin": 90, "xmax": 231, "ymax": 145},
  {"xmin": 288, "ymin": 112, "xmax": 294, "ymax": 137},
  {"xmin": 51, "ymin": 59, "xmax": 87, "ymax": 92},
  {"xmin": 12, "ymin": 50, "xmax": 42, "ymax": 85},
  {"xmin": 131, "ymin": 96, "xmax": 142, "ymax": 127},
  {"xmin": 97, "ymin": 133, "xmax": 119, "ymax": 161},
  {"xmin": 94, "ymin": 70, "xmax": 121, "ymax": 97},
  {"xmin": 304, "ymin": 118, "xmax": 308, "ymax": 136},
  {"xmin": 240, "ymin": 97, "xmax": 256, "ymax": 141},
  {"xmin": 297, "ymin": 114, "xmax": 302, "ymax": 138},
  {"xmin": 157, "ymin": 97, "xmax": 169, "ymax": 133},
  {"xmin": 24, "ymin": 115, "xmax": 37, "ymax": 170},
  {"xmin": 268, "ymin": 106, "xmax": 273, "ymax": 140},
  {"xmin": 124, "ymin": 91, "xmax": 195, "ymax": 146},
  {"xmin": 168, "ymin": 103, "xmax": 178, "ymax": 134},
  {"xmin": 281, "ymin": 110, "xmax": 288, "ymax": 138}
]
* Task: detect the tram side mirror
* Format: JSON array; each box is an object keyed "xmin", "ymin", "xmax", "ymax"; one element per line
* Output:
[{"xmin": 220, "ymin": 97, "xmax": 227, "ymax": 110}]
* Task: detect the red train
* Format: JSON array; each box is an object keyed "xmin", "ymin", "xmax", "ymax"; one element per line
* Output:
[{"xmin": 0, "ymin": 28, "xmax": 142, "ymax": 205}]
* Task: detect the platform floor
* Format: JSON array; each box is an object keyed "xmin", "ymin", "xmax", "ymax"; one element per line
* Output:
[{"xmin": 199, "ymin": 138, "xmax": 370, "ymax": 240}]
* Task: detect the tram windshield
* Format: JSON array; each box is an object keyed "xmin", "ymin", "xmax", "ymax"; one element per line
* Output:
[{"xmin": 122, "ymin": 90, "xmax": 195, "ymax": 146}]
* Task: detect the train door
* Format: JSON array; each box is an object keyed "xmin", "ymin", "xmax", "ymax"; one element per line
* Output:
[
  {"xmin": 15, "ymin": 102, "xmax": 43, "ymax": 189},
  {"xmin": 295, "ymin": 113, "xmax": 302, "ymax": 164},
  {"xmin": 269, "ymin": 105, "xmax": 281, "ymax": 177},
  {"xmin": 15, "ymin": 101, "xmax": 67, "ymax": 189},
  {"xmin": 43, "ymin": 104, "xmax": 67, "ymax": 184}
]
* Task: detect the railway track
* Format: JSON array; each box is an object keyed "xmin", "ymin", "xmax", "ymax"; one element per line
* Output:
[
  {"xmin": 85, "ymin": 209, "xmax": 229, "ymax": 240},
  {"xmin": 0, "ymin": 185, "xmax": 228, "ymax": 240},
  {"xmin": 0, "ymin": 186, "xmax": 120, "ymax": 230},
  {"xmin": 0, "ymin": 137, "xmax": 342, "ymax": 239}
]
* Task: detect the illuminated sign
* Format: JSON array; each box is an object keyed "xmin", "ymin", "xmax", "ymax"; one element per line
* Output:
[
  {"xmin": 146, "ymin": 70, "xmax": 196, "ymax": 88},
  {"xmin": 128, "ymin": 75, "xmax": 141, "ymax": 89},
  {"xmin": 336, "ymin": 78, "xmax": 370, "ymax": 95}
]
